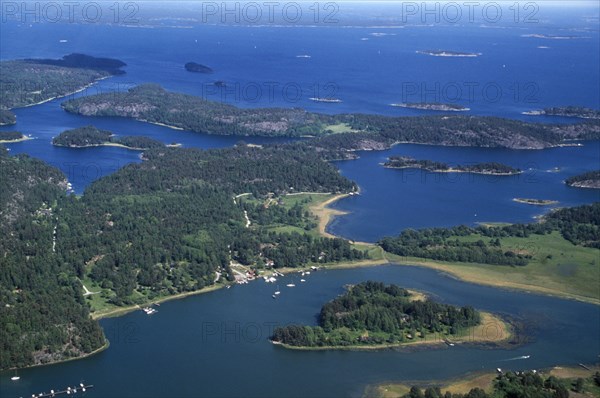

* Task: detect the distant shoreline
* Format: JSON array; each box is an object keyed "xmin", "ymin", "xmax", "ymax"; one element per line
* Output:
[
  {"xmin": 15, "ymin": 76, "xmax": 111, "ymax": 110},
  {"xmin": 416, "ymin": 50, "xmax": 481, "ymax": 57}
]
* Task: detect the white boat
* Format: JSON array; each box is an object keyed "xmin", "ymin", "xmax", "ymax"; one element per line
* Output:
[
  {"xmin": 143, "ymin": 307, "xmax": 157, "ymax": 315},
  {"xmin": 286, "ymin": 283, "xmax": 295, "ymax": 287},
  {"xmin": 11, "ymin": 376, "xmax": 20, "ymax": 381},
  {"xmin": 305, "ymin": 271, "xmax": 310, "ymax": 275},
  {"xmin": 300, "ymin": 279, "xmax": 306, "ymax": 282}
]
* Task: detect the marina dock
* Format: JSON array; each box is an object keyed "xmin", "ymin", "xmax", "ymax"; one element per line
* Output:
[{"xmin": 29, "ymin": 384, "xmax": 93, "ymax": 397}]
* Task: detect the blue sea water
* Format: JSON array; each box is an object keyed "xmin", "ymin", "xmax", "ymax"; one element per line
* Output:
[
  {"xmin": 1, "ymin": 7, "xmax": 599, "ymax": 239},
  {"xmin": 0, "ymin": 3, "xmax": 599, "ymax": 397}
]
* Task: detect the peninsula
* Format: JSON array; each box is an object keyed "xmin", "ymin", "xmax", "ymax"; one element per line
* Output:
[
  {"xmin": 523, "ymin": 106, "xmax": 600, "ymax": 120},
  {"xmin": 391, "ymin": 102, "xmax": 470, "ymax": 112},
  {"xmin": 271, "ymin": 281, "xmax": 508, "ymax": 349},
  {"xmin": 61, "ymin": 84, "xmax": 600, "ymax": 147},
  {"xmin": 0, "ymin": 142, "xmax": 364, "ymax": 370},
  {"xmin": 0, "ymin": 54, "xmax": 126, "ymax": 109},
  {"xmin": 52, "ymin": 126, "xmax": 165, "ymax": 150},
  {"xmin": 378, "ymin": 202, "xmax": 600, "ymax": 302},
  {"xmin": 566, "ymin": 170, "xmax": 600, "ymax": 189},
  {"xmin": 383, "ymin": 156, "xmax": 521, "ymax": 175},
  {"xmin": 0, "ymin": 131, "xmax": 30, "ymax": 143}
]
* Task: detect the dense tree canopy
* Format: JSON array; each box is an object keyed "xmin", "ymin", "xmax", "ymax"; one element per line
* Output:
[
  {"xmin": 0, "ymin": 143, "xmax": 362, "ymax": 369},
  {"xmin": 272, "ymin": 281, "xmax": 480, "ymax": 347}
]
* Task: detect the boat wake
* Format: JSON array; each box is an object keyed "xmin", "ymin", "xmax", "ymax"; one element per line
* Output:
[{"xmin": 501, "ymin": 355, "xmax": 531, "ymax": 361}]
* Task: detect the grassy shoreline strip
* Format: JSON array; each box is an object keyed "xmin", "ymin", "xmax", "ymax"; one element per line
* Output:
[{"xmin": 371, "ymin": 365, "xmax": 600, "ymax": 398}]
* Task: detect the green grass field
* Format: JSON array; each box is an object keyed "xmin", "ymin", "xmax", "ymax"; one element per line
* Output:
[
  {"xmin": 387, "ymin": 231, "xmax": 600, "ymax": 303},
  {"xmin": 322, "ymin": 123, "xmax": 361, "ymax": 134}
]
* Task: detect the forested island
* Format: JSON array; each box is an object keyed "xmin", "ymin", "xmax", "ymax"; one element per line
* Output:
[
  {"xmin": 52, "ymin": 126, "xmax": 165, "ymax": 150},
  {"xmin": 184, "ymin": 62, "xmax": 213, "ymax": 73},
  {"xmin": 271, "ymin": 281, "xmax": 485, "ymax": 349},
  {"xmin": 524, "ymin": 106, "xmax": 600, "ymax": 120},
  {"xmin": 0, "ymin": 142, "xmax": 367, "ymax": 370},
  {"xmin": 0, "ymin": 54, "xmax": 126, "ymax": 109},
  {"xmin": 0, "ymin": 131, "xmax": 28, "ymax": 143},
  {"xmin": 61, "ymin": 84, "xmax": 600, "ymax": 147},
  {"xmin": 0, "ymin": 109, "xmax": 16, "ymax": 125},
  {"xmin": 391, "ymin": 103, "xmax": 469, "ymax": 112},
  {"xmin": 372, "ymin": 368, "xmax": 600, "ymax": 398},
  {"xmin": 566, "ymin": 170, "xmax": 600, "ymax": 189},
  {"xmin": 383, "ymin": 156, "xmax": 521, "ymax": 175}
]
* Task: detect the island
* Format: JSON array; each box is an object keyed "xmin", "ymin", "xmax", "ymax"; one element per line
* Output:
[
  {"xmin": 271, "ymin": 281, "xmax": 508, "ymax": 349},
  {"xmin": 0, "ymin": 53, "xmax": 126, "ymax": 109},
  {"xmin": 52, "ymin": 126, "xmax": 165, "ymax": 150},
  {"xmin": 522, "ymin": 34, "xmax": 583, "ymax": 40},
  {"xmin": 566, "ymin": 170, "xmax": 600, "ymax": 189},
  {"xmin": 309, "ymin": 97, "xmax": 342, "ymax": 103},
  {"xmin": 391, "ymin": 102, "xmax": 470, "ymax": 112},
  {"xmin": 523, "ymin": 106, "xmax": 600, "ymax": 120},
  {"xmin": 24, "ymin": 53, "xmax": 126, "ymax": 75},
  {"xmin": 61, "ymin": 84, "xmax": 600, "ymax": 147},
  {"xmin": 513, "ymin": 198, "xmax": 559, "ymax": 206},
  {"xmin": 0, "ymin": 109, "xmax": 16, "ymax": 125},
  {"xmin": 416, "ymin": 50, "xmax": 481, "ymax": 57},
  {"xmin": 370, "ymin": 366, "xmax": 600, "ymax": 398},
  {"xmin": 0, "ymin": 131, "xmax": 30, "ymax": 143},
  {"xmin": 383, "ymin": 156, "xmax": 521, "ymax": 175},
  {"xmin": 185, "ymin": 62, "xmax": 213, "ymax": 73}
]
